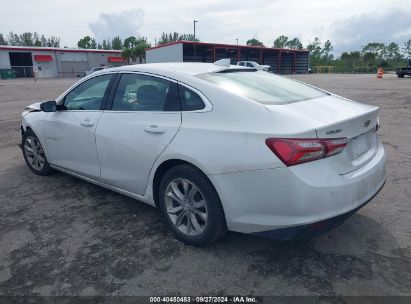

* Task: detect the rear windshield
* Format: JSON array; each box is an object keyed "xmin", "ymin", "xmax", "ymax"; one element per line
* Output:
[{"xmin": 196, "ymin": 71, "xmax": 328, "ymax": 104}]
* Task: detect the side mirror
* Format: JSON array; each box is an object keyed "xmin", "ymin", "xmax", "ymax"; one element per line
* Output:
[{"xmin": 40, "ymin": 100, "xmax": 57, "ymax": 112}]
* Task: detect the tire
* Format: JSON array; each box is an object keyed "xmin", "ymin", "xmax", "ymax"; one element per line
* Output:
[
  {"xmin": 159, "ymin": 164, "xmax": 227, "ymax": 246},
  {"xmin": 398, "ymin": 74, "xmax": 405, "ymax": 78},
  {"xmin": 22, "ymin": 129, "xmax": 54, "ymax": 176}
]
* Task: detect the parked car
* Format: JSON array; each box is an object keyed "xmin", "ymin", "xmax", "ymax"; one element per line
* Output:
[
  {"xmin": 20, "ymin": 63, "xmax": 386, "ymax": 246},
  {"xmin": 83, "ymin": 66, "xmax": 106, "ymax": 77},
  {"xmin": 396, "ymin": 57, "xmax": 411, "ymax": 78},
  {"xmin": 237, "ymin": 61, "xmax": 271, "ymax": 71}
]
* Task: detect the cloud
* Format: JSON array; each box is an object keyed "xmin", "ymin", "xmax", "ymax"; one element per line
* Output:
[
  {"xmin": 89, "ymin": 9, "xmax": 145, "ymax": 42},
  {"xmin": 327, "ymin": 8, "xmax": 411, "ymax": 54}
]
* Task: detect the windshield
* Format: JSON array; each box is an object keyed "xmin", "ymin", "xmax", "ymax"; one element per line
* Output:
[{"xmin": 196, "ymin": 71, "xmax": 328, "ymax": 104}]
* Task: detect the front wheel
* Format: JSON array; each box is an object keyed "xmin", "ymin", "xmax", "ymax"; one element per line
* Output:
[
  {"xmin": 22, "ymin": 129, "xmax": 54, "ymax": 176},
  {"xmin": 159, "ymin": 165, "xmax": 227, "ymax": 246}
]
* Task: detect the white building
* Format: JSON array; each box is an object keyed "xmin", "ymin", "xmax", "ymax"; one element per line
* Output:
[{"xmin": 0, "ymin": 46, "xmax": 125, "ymax": 78}]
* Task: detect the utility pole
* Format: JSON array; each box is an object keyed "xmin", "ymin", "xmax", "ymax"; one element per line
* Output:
[
  {"xmin": 194, "ymin": 20, "xmax": 198, "ymax": 62},
  {"xmin": 236, "ymin": 38, "xmax": 238, "ymax": 46}
]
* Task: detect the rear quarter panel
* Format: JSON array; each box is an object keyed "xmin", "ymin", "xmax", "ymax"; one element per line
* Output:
[{"xmin": 154, "ymin": 79, "xmax": 318, "ymax": 175}]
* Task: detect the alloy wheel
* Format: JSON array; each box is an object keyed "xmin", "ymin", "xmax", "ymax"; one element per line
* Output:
[
  {"xmin": 164, "ymin": 178, "xmax": 208, "ymax": 236},
  {"xmin": 24, "ymin": 136, "xmax": 45, "ymax": 171}
]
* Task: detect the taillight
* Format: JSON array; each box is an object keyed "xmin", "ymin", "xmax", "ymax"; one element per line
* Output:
[{"xmin": 265, "ymin": 138, "xmax": 348, "ymax": 166}]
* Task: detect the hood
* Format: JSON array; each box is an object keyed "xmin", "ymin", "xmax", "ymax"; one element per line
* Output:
[{"xmin": 22, "ymin": 102, "xmax": 42, "ymax": 118}]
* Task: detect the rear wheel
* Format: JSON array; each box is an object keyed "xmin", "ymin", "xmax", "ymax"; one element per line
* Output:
[
  {"xmin": 22, "ymin": 129, "xmax": 54, "ymax": 176},
  {"xmin": 398, "ymin": 74, "xmax": 405, "ymax": 78},
  {"xmin": 159, "ymin": 165, "xmax": 227, "ymax": 246}
]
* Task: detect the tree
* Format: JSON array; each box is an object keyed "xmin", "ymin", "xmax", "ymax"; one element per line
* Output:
[
  {"xmin": 306, "ymin": 37, "xmax": 322, "ymax": 58},
  {"xmin": 77, "ymin": 36, "xmax": 94, "ymax": 49},
  {"xmin": 121, "ymin": 48, "xmax": 133, "ymax": 63},
  {"xmin": 33, "ymin": 32, "xmax": 42, "ymax": 46},
  {"xmin": 136, "ymin": 37, "xmax": 151, "ymax": 63},
  {"xmin": 90, "ymin": 38, "xmax": 97, "ymax": 49},
  {"xmin": 124, "ymin": 36, "xmax": 138, "ymax": 48},
  {"xmin": 273, "ymin": 35, "xmax": 288, "ymax": 48},
  {"xmin": 362, "ymin": 52, "xmax": 376, "ymax": 66},
  {"xmin": 340, "ymin": 51, "xmax": 361, "ymax": 69},
  {"xmin": 246, "ymin": 38, "xmax": 264, "ymax": 47},
  {"xmin": 101, "ymin": 39, "xmax": 111, "ymax": 50},
  {"xmin": 156, "ymin": 32, "xmax": 198, "ymax": 46},
  {"xmin": 132, "ymin": 43, "xmax": 146, "ymax": 64},
  {"xmin": 178, "ymin": 33, "xmax": 197, "ymax": 41},
  {"xmin": 361, "ymin": 42, "xmax": 385, "ymax": 59},
  {"xmin": 322, "ymin": 40, "xmax": 334, "ymax": 62},
  {"xmin": 40, "ymin": 35, "xmax": 47, "ymax": 47},
  {"xmin": 3, "ymin": 31, "xmax": 59, "ymax": 47},
  {"xmin": 20, "ymin": 32, "xmax": 34, "ymax": 46},
  {"xmin": 46, "ymin": 36, "xmax": 60, "ymax": 47},
  {"xmin": 122, "ymin": 37, "xmax": 151, "ymax": 64},
  {"xmin": 286, "ymin": 37, "xmax": 303, "ymax": 50},
  {"xmin": 112, "ymin": 36, "xmax": 122, "ymax": 50},
  {"xmin": 350, "ymin": 51, "xmax": 361, "ymax": 67},
  {"xmin": 0, "ymin": 34, "xmax": 7, "ymax": 45},
  {"xmin": 385, "ymin": 42, "xmax": 401, "ymax": 62},
  {"xmin": 403, "ymin": 39, "xmax": 411, "ymax": 57},
  {"xmin": 7, "ymin": 31, "xmax": 20, "ymax": 46},
  {"xmin": 340, "ymin": 52, "xmax": 349, "ymax": 60}
]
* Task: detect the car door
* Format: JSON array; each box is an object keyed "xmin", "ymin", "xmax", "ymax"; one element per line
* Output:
[
  {"xmin": 95, "ymin": 72, "xmax": 182, "ymax": 195},
  {"xmin": 42, "ymin": 73, "xmax": 114, "ymax": 179}
]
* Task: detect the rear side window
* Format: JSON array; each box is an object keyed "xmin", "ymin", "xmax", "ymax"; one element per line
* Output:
[
  {"xmin": 196, "ymin": 71, "xmax": 327, "ymax": 105},
  {"xmin": 112, "ymin": 73, "xmax": 180, "ymax": 111},
  {"xmin": 178, "ymin": 85, "xmax": 205, "ymax": 111}
]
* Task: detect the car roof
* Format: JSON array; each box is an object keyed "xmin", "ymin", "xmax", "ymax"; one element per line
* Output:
[{"xmin": 115, "ymin": 62, "xmax": 252, "ymax": 76}]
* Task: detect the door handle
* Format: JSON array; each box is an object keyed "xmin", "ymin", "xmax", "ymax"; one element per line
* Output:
[
  {"xmin": 144, "ymin": 125, "xmax": 165, "ymax": 134},
  {"xmin": 80, "ymin": 119, "xmax": 95, "ymax": 127}
]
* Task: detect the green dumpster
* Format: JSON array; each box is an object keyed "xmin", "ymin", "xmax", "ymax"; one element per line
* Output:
[{"xmin": 0, "ymin": 69, "xmax": 16, "ymax": 79}]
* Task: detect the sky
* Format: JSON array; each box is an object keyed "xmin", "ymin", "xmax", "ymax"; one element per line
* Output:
[{"xmin": 1, "ymin": 0, "xmax": 410, "ymax": 54}]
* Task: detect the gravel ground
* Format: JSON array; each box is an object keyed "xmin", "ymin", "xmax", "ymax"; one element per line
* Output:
[{"xmin": 0, "ymin": 74, "xmax": 410, "ymax": 297}]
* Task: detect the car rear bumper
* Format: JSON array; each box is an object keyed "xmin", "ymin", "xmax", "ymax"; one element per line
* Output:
[
  {"xmin": 209, "ymin": 140, "xmax": 386, "ymax": 235},
  {"xmin": 253, "ymin": 179, "xmax": 385, "ymax": 240}
]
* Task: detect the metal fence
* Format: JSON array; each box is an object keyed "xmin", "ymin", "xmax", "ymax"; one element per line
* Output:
[
  {"xmin": 6, "ymin": 66, "xmax": 84, "ymax": 80},
  {"xmin": 10, "ymin": 66, "xmax": 34, "ymax": 78}
]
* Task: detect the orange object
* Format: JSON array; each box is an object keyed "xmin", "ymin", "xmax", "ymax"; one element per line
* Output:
[{"xmin": 377, "ymin": 68, "xmax": 384, "ymax": 79}]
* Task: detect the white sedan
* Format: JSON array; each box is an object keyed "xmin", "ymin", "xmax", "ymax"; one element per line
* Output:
[
  {"xmin": 237, "ymin": 61, "xmax": 271, "ymax": 71},
  {"xmin": 20, "ymin": 62, "xmax": 386, "ymax": 246}
]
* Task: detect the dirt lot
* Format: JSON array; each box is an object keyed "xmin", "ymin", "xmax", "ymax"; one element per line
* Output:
[{"xmin": 0, "ymin": 74, "xmax": 410, "ymax": 297}]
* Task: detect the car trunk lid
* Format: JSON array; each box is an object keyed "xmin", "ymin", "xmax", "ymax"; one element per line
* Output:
[{"xmin": 264, "ymin": 95, "xmax": 380, "ymax": 174}]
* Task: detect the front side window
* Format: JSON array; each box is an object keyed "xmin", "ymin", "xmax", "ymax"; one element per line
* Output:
[
  {"xmin": 64, "ymin": 74, "xmax": 112, "ymax": 110},
  {"xmin": 197, "ymin": 71, "xmax": 328, "ymax": 105},
  {"xmin": 112, "ymin": 73, "xmax": 180, "ymax": 111},
  {"xmin": 246, "ymin": 62, "xmax": 254, "ymax": 67}
]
